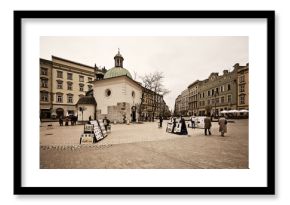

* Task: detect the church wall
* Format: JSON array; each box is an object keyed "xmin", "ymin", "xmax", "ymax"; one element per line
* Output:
[
  {"xmin": 93, "ymin": 80, "xmax": 127, "ymax": 114},
  {"xmin": 93, "ymin": 76, "xmax": 142, "ymax": 122}
]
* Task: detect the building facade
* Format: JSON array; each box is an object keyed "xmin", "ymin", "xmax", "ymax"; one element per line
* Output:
[
  {"xmin": 140, "ymin": 87, "xmax": 165, "ymax": 121},
  {"xmin": 180, "ymin": 89, "xmax": 189, "ymax": 116},
  {"xmin": 174, "ymin": 63, "xmax": 249, "ymax": 117},
  {"xmin": 237, "ymin": 63, "xmax": 249, "ymax": 110},
  {"xmin": 40, "ymin": 59, "xmax": 53, "ymax": 118},
  {"xmin": 188, "ymin": 80, "xmax": 199, "ymax": 116},
  {"xmin": 198, "ymin": 67, "xmax": 238, "ymax": 116},
  {"xmin": 174, "ymin": 95, "xmax": 182, "ymax": 116},
  {"xmin": 40, "ymin": 51, "xmax": 169, "ymax": 122},
  {"xmin": 92, "ymin": 50, "xmax": 168, "ymax": 123},
  {"xmin": 39, "ymin": 56, "xmax": 105, "ymax": 119}
]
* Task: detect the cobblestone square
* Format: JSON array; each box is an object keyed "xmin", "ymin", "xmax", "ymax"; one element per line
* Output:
[{"xmin": 40, "ymin": 119, "xmax": 248, "ymax": 169}]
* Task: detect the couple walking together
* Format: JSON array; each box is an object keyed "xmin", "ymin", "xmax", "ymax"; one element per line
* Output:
[{"xmin": 204, "ymin": 115, "xmax": 228, "ymax": 137}]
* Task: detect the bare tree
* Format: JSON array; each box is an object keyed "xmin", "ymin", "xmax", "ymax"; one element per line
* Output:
[
  {"xmin": 133, "ymin": 71, "xmax": 138, "ymax": 81},
  {"xmin": 140, "ymin": 71, "xmax": 170, "ymax": 121}
]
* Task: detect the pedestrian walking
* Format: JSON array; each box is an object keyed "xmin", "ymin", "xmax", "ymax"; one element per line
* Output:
[
  {"xmin": 123, "ymin": 114, "xmax": 126, "ymax": 124},
  {"xmin": 218, "ymin": 115, "xmax": 228, "ymax": 137},
  {"xmin": 73, "ymin": 115, "xmax": 77, "ymax": 125},
  {"xmin": 172, "ymin": 118, "xmax": 177, "ymax": 133},
  {"xmin": 70, "ymin": 116, "xmax": 74, "ymax": 126},
  {"xmin": 191, "ymin": 115, "xmax": 196, "ymax": 129},
  {"xmin": 204, "ymin": 115, "xmax": 212, "ymax": 135},
  {"xmin": 159, "ymin": 115, "xmax": 163, "ymax": 128},
  {"xmin": 59, "ymin": 116, "xmax": 63, "ymax": 126},
  {"xmin": 89, "ymin": 115, "xmax": 92, "ymax": 121}
]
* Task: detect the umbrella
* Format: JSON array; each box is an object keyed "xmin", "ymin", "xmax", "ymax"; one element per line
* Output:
[
  {"xmin": 220, "ymin": 110, "xmax": 228, "ymax": 114},
  {"xmin": 239, "ymin": 109, "xmax": 249, "ymax": 113},
  {"xmin": 228, "ymin": 110, "xmax": 239, "ymax": 113}
]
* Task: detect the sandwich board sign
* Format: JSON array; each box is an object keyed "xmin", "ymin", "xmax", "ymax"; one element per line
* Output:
[
  {"xmin": 90, "ymin": 120, "xmax": 104, "ymax": 141},
  {"xmin": 98, "ymin": 119, "xmax": 107, "ymax": 137},
  {"xmin": 80, "ymin": 133, "xmax": 95, "ymax": 144}
]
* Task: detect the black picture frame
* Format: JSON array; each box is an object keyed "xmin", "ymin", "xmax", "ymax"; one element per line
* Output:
[{"xmin": 14, "ymin": 10, "xmax": 275, "ymax": 195}]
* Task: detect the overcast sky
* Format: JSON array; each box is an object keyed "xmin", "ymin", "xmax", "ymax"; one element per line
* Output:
[{"xmin": 40, "ymin": 36, "xmax": 248, "ymax": 111}]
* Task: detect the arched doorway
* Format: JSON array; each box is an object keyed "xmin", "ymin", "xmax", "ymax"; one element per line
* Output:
[
  {"xmin": 56, "ymin": 108, "xmax": 64, "ymax": 119},
  {"xmin": 131, "ymin": 106, "xmax": 136, "ymax": 122}
]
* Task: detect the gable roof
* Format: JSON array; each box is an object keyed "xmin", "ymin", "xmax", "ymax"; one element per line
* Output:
[{"xmin": 76, "ymin": 96, "xmax": 97, "ymax": 105}]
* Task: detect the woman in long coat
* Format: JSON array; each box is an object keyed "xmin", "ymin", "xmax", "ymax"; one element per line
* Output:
[
  {"xmin": 204, "ymin": 116, "xmax": 212, "ymax": 135},
  {"xmin": 218, "ymin": 115, "xmax": 228, "ymax": 136},
  {"xmin": 180, "ymin": 117, "xmax": 188, "ymax": 135}
]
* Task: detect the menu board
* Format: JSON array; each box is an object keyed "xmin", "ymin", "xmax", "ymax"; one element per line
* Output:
[
  {"xmin": 80, "ymin": 133, "xmax": 95, "ymax": 144},
  {"xmin": 98, "ymin": 119, "xmax": 107, "ymax": 137},
  {"xmin": 90, "ymin": 121, "xmax": 104, "ymax": 141},
  {"xmin": 84, "ymin": 124, "xmax": 94, "ymax": 133},
  {"xmin": 166, "ymin": 122, "xmax": 173, "ymax": 133},
  {"xmin": 174, "ymin": 123, "xmax": 182, "ymax": 133}
]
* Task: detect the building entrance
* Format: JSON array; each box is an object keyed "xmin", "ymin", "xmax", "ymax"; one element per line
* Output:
[
  {"xmin": 56, "ymin": 108, "xmax": 64, "ymax": 119},
  {"xmin": 131, "ymin": 106, "xmax": 136, "ymax": 122}
]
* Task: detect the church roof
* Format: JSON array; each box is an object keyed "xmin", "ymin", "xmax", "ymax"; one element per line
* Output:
[
  {"xmin": 104, "ymin": 67, "xmax": 132, "ymax": 79},
  {"xmin": 76, "ymin": 96, "xmax": 97, "ymax": 105}
]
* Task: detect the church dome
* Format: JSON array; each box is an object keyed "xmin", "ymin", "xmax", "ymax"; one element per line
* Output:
[
  {"xmin": 104, "ymin": 67, "xmax": 132, "ymax": 79},
  {"xmin": 104, "ymin": 49, "xmax": 132, "ymax": 79}
]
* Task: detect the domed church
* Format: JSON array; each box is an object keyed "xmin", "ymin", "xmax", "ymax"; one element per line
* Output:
[{"xmin": 92, "ymin": 50, "xmax": 143, "ymax": 123}]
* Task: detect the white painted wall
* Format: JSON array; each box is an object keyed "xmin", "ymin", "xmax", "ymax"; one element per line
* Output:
[
  {"xmin": 77, "ymin": 104, "xmax": 95, "ymax": 121},
  {"xmin": 93, "ymin": 76, "xmax": 142, "ymax": 114}
]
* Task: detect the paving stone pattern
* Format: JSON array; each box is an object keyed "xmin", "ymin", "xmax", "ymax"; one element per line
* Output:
[{"xmin": 40, "ymin": 120, "xmax": 248, "ymax": 169}]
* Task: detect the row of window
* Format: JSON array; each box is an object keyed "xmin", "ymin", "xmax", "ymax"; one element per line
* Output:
[
  {"xmin": 199, "ymin": 84, "xmax": 231, "ymax": 99},
  {"xmin": 56, "ymin": 81, "xmax": 92, "ymax": 91},
  {"xmin": 186, "ymin": 84, "xmax": 245, "ymax": 102},
  {"xmin": 184, "ymin": 76, "xmax": 246, "ymax": 102},
  {"xmin": 56, "ymin": 94, "xmax": 74, "ymax": 103},
  {"xmin": 40, "ymin": 92, "xmax": 84, "ymax": 103},
  {"xmin": 40, "ymin": 79, "xmax": 93, "ymax": 91},
  {"xmin": 199, "ymin": 95, "xmax": 232, "ymax": 106},
  {"xmin": 41, "ymin": 68, "xmax": 93, "ymax": 82},
  {"xmin": 177, "ymin": 95, "xmax": 246, "ymax": 112},
  {"xmin": 56, "ymin": 70, "xmax": 93, "ymax": 82}
]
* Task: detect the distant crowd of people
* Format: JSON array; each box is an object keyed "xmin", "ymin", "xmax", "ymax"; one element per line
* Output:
[
  {"xmin": 59, "ymin": 115, "xmax": 77, "ymax": 126},
  {"xmin": 167, "ymin": 113, "xmax": 228, "ymax": 137},
  {"xmin": 58, "ymin": 113, "xmax": 228, "ymax": 137}
]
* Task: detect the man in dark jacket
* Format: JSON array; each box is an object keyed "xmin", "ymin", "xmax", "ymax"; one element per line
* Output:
[
  {"xmin": 159, "ymin": 115, "xmax": 163, "ymax": 128},
  {"xmin": 204, "ymin": 115, "xmax": 212, "ymax": 135},
  {"xmin": 103, "ymin": 117, "xmax": 110, "ymax": 131}
]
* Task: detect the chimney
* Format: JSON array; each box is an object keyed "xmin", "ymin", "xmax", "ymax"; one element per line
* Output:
[{"xmin": 223, "ymin": 70, "xmax": 229, "ymax": 75}]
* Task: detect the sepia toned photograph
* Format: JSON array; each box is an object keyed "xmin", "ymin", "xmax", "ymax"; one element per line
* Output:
[
  {"xmin": 14, "ymin": 10, "xmax": 274, "ymax": 195},
  {"xmin": 39, "ymin": 36, "xmax": 249, "ymax": 169}
]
